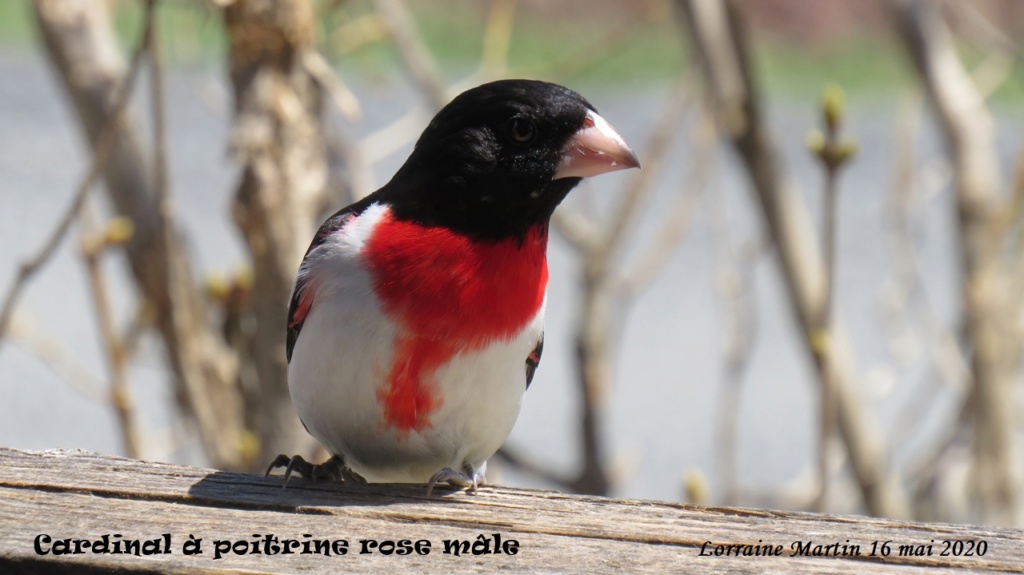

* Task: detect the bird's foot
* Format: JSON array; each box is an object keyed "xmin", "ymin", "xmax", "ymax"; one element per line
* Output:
[
  {"xmin": 426, "ymin": 467, "xmax": 486, "ymax": 497},
  {"xmin": 265, "ymin": 454, "xmax": 365, "ymax": 487}
]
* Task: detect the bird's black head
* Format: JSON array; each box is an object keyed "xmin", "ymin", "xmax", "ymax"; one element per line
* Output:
[{"xmin": 382, "ymin": 79, "xmax": 639, "ymax": 242}]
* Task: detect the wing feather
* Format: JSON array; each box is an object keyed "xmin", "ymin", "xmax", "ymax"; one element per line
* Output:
[
  {"xmin": 525, "ymin": 333, "xmax": 544, "ymax": 389},
  {"xmin": 286, "ymin": 207, "xmax": 361, "ymax": 362}
]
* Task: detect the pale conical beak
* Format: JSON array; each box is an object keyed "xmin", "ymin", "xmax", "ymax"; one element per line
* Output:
[{"xmin": 554, "ymin": 110, "xmax": 641, "ymax": 180}]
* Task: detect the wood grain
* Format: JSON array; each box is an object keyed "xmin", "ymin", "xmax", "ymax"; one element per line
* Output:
[{"xmin": 0, "ymin": 448, "xmax": 1021, "ymax": 574}]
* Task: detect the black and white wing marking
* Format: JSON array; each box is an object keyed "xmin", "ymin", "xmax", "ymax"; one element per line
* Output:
[
  {"xmin": 525, "ymin": 333, "xmax": 544, "ymax": 389},
  {"xmin": 286, "ymin": 206, "xmax": 361, "ymax": 363}
]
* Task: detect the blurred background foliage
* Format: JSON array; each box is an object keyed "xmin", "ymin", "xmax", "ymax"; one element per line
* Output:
[
  {"xmin": 2, "ymin": 0, "xmax": 1024, "ymax": 528},
  {"xmin": 1, "ymin": 0, "xmax": 1022, "ymax": 96}
]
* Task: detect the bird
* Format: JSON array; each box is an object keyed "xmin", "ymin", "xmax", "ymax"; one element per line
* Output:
[{"xmin": 266, "ymin": 79, "xmax": 639, "ymax": 495}]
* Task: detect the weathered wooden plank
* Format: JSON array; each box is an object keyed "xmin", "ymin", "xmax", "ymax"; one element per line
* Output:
[{"xmin": 0, "ymin": 448, "xmax": 1021, "ymax": 574}]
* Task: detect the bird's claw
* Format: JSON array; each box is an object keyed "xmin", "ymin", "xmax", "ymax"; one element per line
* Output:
[
  {"xmin": 265, "ymin": 454, "xmax": 365, "ymax": 487},
  {"xmin": 426, "ymin": 467, "xmax": 485, "ymax": 497}
]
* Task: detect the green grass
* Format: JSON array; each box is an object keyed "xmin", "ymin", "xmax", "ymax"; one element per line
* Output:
[
  {"xmin": 111, "ymin": 1, "xmax": 226, "ymax": 62},
  {"xmin": 0, "ymin": 1, "xmax": 36, "ymax": 46},
  {"xmin": 498, "ymin": 17, "xmax": 686, "ymax": 83},
  {"xmin": 757, "ymin": 34, "xmax": 913, "ymax": 101},
  {"xmin": 753, "ymin": 30, "xmax": 1024, "ymax": 103},
  {"xmin": 0, "ymin": 1, "xmax": 226, "ymax": 60},
  {"xmin": 3, "ymin": 0, "xmax": 1023, "ymax": 102},
  {"xmin": 314, "ymin": 1, "xmax": 686, "ymax": 84}
]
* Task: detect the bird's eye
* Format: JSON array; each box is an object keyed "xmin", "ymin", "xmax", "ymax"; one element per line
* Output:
[{"xmin": 508, "ymin": 118, "xmax": 536, "ymax": 143}]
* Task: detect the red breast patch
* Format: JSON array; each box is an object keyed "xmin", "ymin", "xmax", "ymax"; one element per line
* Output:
[{"xmin": 363, "ymin": 210, "xmax": 548, "ymax": 432}]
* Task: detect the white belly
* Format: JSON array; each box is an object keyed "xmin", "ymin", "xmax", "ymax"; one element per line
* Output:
[{"xmin": 287, "ymin": 203, "xmax": 543, "ymax": 482}]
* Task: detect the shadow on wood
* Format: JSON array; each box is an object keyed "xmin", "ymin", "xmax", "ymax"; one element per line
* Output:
[
  {"xmin": 189, "ymin": 469, "xmax": 468, "ymax": 510},
  {"xmin": 1, "ymin": 448, "xmax": 1022, "ymax": 574}
]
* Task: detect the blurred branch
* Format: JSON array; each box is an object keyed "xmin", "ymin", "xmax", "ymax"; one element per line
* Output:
[
  {"xmin": 510, "ymin": 21, "xmax": 640, "ymax": 81},
  {"xmin": 480, "ymin": 0, "xmax": 517, "ymax": 79},
  {"xmin": 372, "ymin": 0, "xmax": 449, "ymax": 108},
  {"xmin": 6, "ymin": 320, "xmax": 106, "ymax": 401},
  {"xmin": 712, "ymin": 221, "xmax": 765, "ymax": 505},
  {"xmin": 808, "ymin": 85, "xmax": 857, "ymax": 511},
  {"xmin": 302, "ymin": 50, "xmax": 362, "ymax": 122},
  {"xmin": 80, "ymin": 209, "xmax": 141, "ymax": 460},
  {"xmin": 617, "ymin": 95, "xmax": 714, "ymax": 298},
  {"xmin": 149, "ymin": 0, "xmax": 168, "ymax": 217},
  {"xmin": 558, "ymin": 77, "xmax": 698, "ymax": 495},
  {"xmin": 604, "ymin": 79, "xmax": 694, "ymax": 262},
  {"xmin": 895, "ymin": 0, "xmax": 1021, "ymax": 525},
  {"xmin": 360, "ymin": 105, "xmax": 433, "ymax": 165},
  {"xmin": 551, "ymin": 210, "xmax": 601, "ymax": 253},
  {"xmin": 358, "ymin": 0, "xmax": 473, "ymax": 165},
  {"xmin": 34, "ymin": 0, "xmax": 245, "ymax": 469},
  {"xmin": 883, "ymin": 96, "xmax": 971, "ymax": 443},
  {"xmin": 222, "ymin": 0, "xmax": 330, "ymax": 466},
  {"xmin": 945, "ymin": 3, "xmax": 1015, "ymax": 99},
  {"xmin": 494, "ymin": 445, "xmax": 575, "ymax": 492},
  {"xmin": 678, "ymin": 0, "xmax": 910, "ymax": 518},
  {"xmin": 329, "ymin": 128, "xmax": 376, "ymax": 205},
  {"xmin": 556, "ymin": 82, "xmax": 702, "ymax": 278},
  {"xmin": 946, "ymin": 2, "xmax": 1022, "ymax": 58},
  {"xmin": 328, "ymin": 13, "xmax": 390, "ymax": 56},
  {"xmin": 0, "ymin": 1, "xmax": 153, "ymax": 347},
  {"xmin": 1006, "ymin": 150, "xmax": 1024, "ymax": 313},
  {"xmin": 994, "ymin": 147, "xmax": 1024, "ymax": 244}
]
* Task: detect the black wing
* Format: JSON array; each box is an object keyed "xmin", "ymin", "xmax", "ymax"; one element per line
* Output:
[
  {"xmin": 286, "ymin": 197, "xmax": 375, "ymax": 363},
  {"xmin": 525, "ymin": 333, "xmax": 544, "ymax": 389}
]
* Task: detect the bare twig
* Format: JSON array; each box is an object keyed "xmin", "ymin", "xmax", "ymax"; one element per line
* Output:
[
  {"xmin": 617, "ymin": 97, "xmax": 715, "ymax": 298},
  {"xmin": 550, "ymin": 210, "xmax": 601, "ymax": 253},
  {"xmin": 557, "ymin": 77, "xmax": 701, "ymax": 495},
  {"xmin": 882, "ymin": 97, "xmax": 971, "ymax": 452},
  {"xmin": 36, "ymin": 0, "xmax": 245, "ymax": 470},
  {"xmin": 895, "ymin": 0, "xmax": 1020, "ymax": 525},
  {"xmin": 0, "ymin": 1, "xmax": 154, "ymax": 347},
  {"xmin": 480, "ymin": 0, "xmax": 517, "ymax": 79},
  {"xmin": 946, "ymin": 2, "xmax": 1022, "ymax": 58},
  {"xmin": 1005, "ymin": 150, "xmax": 1024, "ymax": 323},
  {"xmin": 80, "ymin": 208, "xmax": 141, "ymax": 459},
  {"xmin": 678, "ymin": 0, "xmax": 909, "ymax": 518},
  {"xmin": 880, "ymin": 106, "xmax": 978, "ymax": 521},
  {"xmin": 327, "ymin": 13, "xmax": 390, "ymax": 56},
  {"xmin": 494, "ymin": 446, "xmax": 575, "ymax": 492},
  {"xmin": 223, "ymin": 0, "xmax": 330, "ymax": 465},
  {"xmin": 944, "ymin": 3, "xmax": 1016, "ymax": 99},
  {"xmin": 372, "ymin": 0, "xmax": 449, "ymax": 108},
  {"xmin": 712, "ymin": 226, "xmax": 765, "ymax": 505},
  {"xmin": 148, "ymin": 0, "xmax": 168, "ymax": 217},
  {"xmin": 808, "ymin": 85, "xmax": 857, "ymax": 511},
  {"xmin": 328, "ymin": 127, "xmax": 376, "ymax": 205},
  {"xmin": 301, "ymin": 50, "xmax": 362, "ymax": 121},
  {"xmin": 6, "ymin": 320, "xmax": 106, "ymax": 401},
  {"xmin": 993, "ymin": 146, "xmax": 1024, "ymax": 243},
  {"xmin": 509, "ymin": 23, "xmax": 642, "ymax": 81},
  {"xmin": 604, "ymin": 79, "xmax": 694, "ymax": 259},
  {"xmin": 360, "ymin": 106, "xmax": 434, "ymax": 165},
  {"xmin": 573, "ymin": 79, "xmax": 698, "ymax": 494}
]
